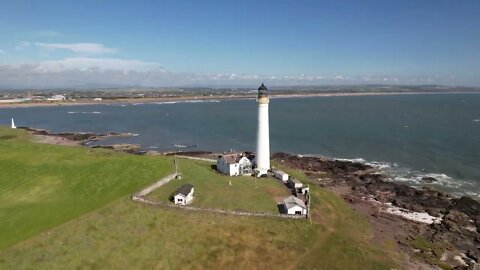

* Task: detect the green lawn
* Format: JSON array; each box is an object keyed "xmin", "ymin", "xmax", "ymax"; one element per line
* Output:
[
  {"xmin": 0, "ymin": 127, "xmax": 402, "ymax": 269},
  {"xmin": 0, "ymin": 127, "xmax": 173, "ymax": 249},
  {"xmin": 146, "ymin": 158, "xmax": 291, "ymax": 213}
]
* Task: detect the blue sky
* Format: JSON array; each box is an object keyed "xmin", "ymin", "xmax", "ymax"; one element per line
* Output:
[{"xmin": 0, "ymin": 0, "xmax": 479, "ymax": 88}]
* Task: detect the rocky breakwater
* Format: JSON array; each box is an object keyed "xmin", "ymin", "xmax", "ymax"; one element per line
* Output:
[
  {"xmin": 21, "ymin": 127, "xmax": 142, "ymax": 153},
  {"xmin": 273, "ymin": 152, "xmax": 480, "ymax": 269}
]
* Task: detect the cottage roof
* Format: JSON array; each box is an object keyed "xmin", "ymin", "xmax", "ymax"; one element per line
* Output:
[
  {"xmin": 283, "ymin": 196, "xmax": 306, "ymax": 209},
  {"xmin": 221, "ymin": 154, "xmax": 238, "ymax": 165},
  {"xmin": 175, "ymin": 183, "xmax": 194, "ymax": 196},
  {"xmin": 289, "ymin": 178, "xmax": 302, "ymax": 184}
]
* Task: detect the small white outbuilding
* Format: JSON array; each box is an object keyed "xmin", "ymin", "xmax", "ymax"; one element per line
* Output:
[
  {"xmin": 173, "ymin": 183, "xmax": 194, "ymax": 205},
  {"xmin": 282, "ymin": 196, "xmax": 307, "ymax": 215},
  {"xmin": 273, "ymin": 169, "xmax": 289, "ymax": 182},
  {"xmin": 288, "ymin": 178, "xmax": 303, "ymax": 189}
]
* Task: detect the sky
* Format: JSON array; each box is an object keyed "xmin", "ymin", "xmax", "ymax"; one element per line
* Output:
[{"xmin": 0, "ymin": 0, "xmax": 479, "ymax": 88}]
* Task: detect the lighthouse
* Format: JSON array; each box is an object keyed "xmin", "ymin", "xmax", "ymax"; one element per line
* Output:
[{"xmin": 255, "ymin": 83, "xmax": 270, "ymax": 177}]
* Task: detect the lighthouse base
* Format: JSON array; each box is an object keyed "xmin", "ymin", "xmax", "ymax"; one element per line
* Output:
[{"xmin": 254, "ymin": 168, "xmax": 269, "ymax": 178}]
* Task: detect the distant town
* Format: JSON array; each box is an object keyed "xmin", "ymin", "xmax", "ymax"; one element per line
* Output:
[{"xmin": 1, "ymin": 84, "xmax": 479, "ymax": 106}]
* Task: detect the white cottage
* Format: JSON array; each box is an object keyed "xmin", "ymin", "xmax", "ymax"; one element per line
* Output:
[
  {"xmin": 273, "ymin": 169, "xmax": 289, "ymax": 182},
  {"xmin": 282, "ymin": 196, "xmax": 307, "ymax": 215},
  {"xmin": 217, "ymin": 153, "xmax": 253, "ymax": 176},
  {"xmin": 173, "ymin": 183, "xmax": 194, "ymax": 205}
]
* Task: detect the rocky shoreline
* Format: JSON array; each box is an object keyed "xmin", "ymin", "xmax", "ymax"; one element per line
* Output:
[
  {"xmin": 272, "ymin": 153, "xmax": 480, "ymax": 269},
  {"xmin": 21, "ymin": 127, "xmax": 480, "ymax": 269}
]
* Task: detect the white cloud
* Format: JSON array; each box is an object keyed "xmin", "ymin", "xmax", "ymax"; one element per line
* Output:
[
  {"xmin": 39, "ymin": 57, "xmax": 164, "ymax": 72},
  {"xmin": 35, "ymin": 42, "xmax": 117, "ymax": 54},
  {"xmin": 0, "ymin": 59, "xmax": 467, "ymax": 88},
  {"xmin": 15, "ymin": 41, "xmax": 30, "ymax": 50}
]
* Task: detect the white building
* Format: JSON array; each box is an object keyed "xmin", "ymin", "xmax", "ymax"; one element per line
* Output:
[
  {"xmin": 282, "ymin": 196, "xmax": 307, "ymax": 215},
  {"xmin": 48, "ymin": 95, "xmax": 66, "ymax": 101},
  {"xmin": 255, "ymin": 83, "xmax": 270, "ymax": 177},
  {"xmin": 217, "ymin": 153, "xmax": 253, "ymax": 176},
  {"xmin": 11, "ymin": 118, "xmax": 16, "ymax": 129},
  {"xmin": 288, "ymin": 178, "xmax": 303, "ymax": 189},
  {"xmin": 173, "ymin": 183, "xmax": 194, "ymax": 205},
  {"xmin": 300, "ymin": 185, "xmax": 310, "ymax": 195},
  {"xmin": 94, "ymin": 98, "xmax": 103, "ymax": 101},
  {"xmin": 273, "ymin": 169, "xmax": 289, "ymax": 182}
]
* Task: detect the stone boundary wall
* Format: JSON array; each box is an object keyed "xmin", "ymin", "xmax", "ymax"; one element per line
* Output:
[
  {"xmin": 176, "ymin": 156, "xmax": 216, "ymax": 163},
  {"xmin": 131, "ymin": 168, "xmax": 306, "ymax": 220},
  {"xmin": 131, "ymin": 195, "xmax": 306, "ymax": 220},
  {"xmin": 134, "ymin": 172, "xmax": 178, "ymax": 197}
]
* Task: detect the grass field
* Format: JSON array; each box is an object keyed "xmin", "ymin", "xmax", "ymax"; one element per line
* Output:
[
  {"xmin": 0, "ymin": 127, "xmax": 400, "ymax": 269},
  {"xmin": 147, "ymin": 158, "xmax": 291, "ymax": 213},
  {"xmin": 0, "ymin": 127, "xmax": 172, "ymax": 249}
]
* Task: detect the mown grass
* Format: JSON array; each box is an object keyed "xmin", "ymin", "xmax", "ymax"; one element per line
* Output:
[
  {"xmin": 0, "ymin": 127, "xmax": 400, "ymax": 269},
  {"xmin": 0, "ymin": 127, "xmax": 172, "ymax": 249},
  {"xmin": 147, "ymin": 158, "xmax": 291, "ymax": 213}
]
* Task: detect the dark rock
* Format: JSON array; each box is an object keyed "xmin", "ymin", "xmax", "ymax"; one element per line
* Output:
[
  {"xmin": 425, "ymin": 208, "xmax": 442, "ymax": 217},
  {"xmin": 422, "ymin": 176, "xmax": 437, "ymax": 183},
  {"xmin": 444, "ymin": 210, "xmax": 471, "ymax": 227},
  {"xmin": 466, "ymin": 250, "xmax": 478, "ymax": 262},
  {"xmin": 452, "ymin": 197, "xmax": 480, "ymax": 219}
]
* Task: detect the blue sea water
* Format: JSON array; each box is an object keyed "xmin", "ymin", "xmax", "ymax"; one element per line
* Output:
[{"xmin": 1, "ymin": 93, "xmax": 479, "ymax": 196}]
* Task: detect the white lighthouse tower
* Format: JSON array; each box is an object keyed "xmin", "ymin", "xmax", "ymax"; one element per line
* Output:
[
  {"xmin": 11, "ymin": 117, "xmax": 17, "ymax": 129},
  {"xmin": 255, "ymin": 83, "xmax": 270, "ymax": 177}
]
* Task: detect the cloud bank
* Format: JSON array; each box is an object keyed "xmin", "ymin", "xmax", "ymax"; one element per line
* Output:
[
  {"xmin": 35, "ymin": 43, "xmax": 117, "ymax": 54},
  {"xmin": 0, "ymin": 57, "xmax": 455, "ymax": 89}
]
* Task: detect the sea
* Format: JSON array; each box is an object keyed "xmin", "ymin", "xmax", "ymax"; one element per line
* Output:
[{"xmin": 1, "ymin": 93, "xmax": 479, "ymax": 197}]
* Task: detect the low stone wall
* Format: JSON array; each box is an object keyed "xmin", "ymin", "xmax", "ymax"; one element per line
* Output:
[
  {"xmin": 134, "ymin": 172, "xmax": 178, "ymax": 197},
  {"xmin": 131, "ymin": 168, "xmax": 306, "ymax": 220},
  {"xmin": 176, "ymin": 156, "xmax": 216, "ymax": 163},
  {"xmin": 131, "ymin": 196, "xmax": 306, "ymax": 220}
]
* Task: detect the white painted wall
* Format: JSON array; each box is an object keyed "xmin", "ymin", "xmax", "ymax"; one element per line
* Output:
[
  {"xmin": 174, "ymin": 188, "xmax": 194, "ymax": 205},
  {"xmin": 174, "ymin": 194, "xmax": 187, "ymax": 205},
  {"xmin": 273, "ymin": 170, "xmax": 289, "ymax": 182},
  {"xmin": 217, "ymin": 157, "xmax": 240, "ymax": 176},
  {"xmin": 256, "ymin": 101, "xmax": 270, "ymax": 175},
  {"xmin": 288, "ymin": 179, "xmax": 303, "ymax": 189},
  {"xmin": 286, "ymin": 205, "xmax": 307, "ymax": 215}
]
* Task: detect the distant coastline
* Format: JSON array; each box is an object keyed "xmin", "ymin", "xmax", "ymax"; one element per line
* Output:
[{"xmin": 1, "ymin": 90, "xmax": 479, "ymax": 108}]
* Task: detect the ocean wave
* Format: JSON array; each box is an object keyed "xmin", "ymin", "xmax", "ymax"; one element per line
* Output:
[
  {"xmin": 68, "ymin": 111, "xmax": 102, "ymax": 114},
  {"xmin": 173, "ymin": 144, "xmax": 198, "ymax": 148},
  {"xmin": 386, "ymin": 171, "xmax": 462, "ymax": 188},
  {"xmin": 154, "ymin": 100, "xmax": 221, "ymax": 105},
  {"xmin": 473, "ymin": 119, "xmax": 480, "ymax": 122},
  {"xmin": 333, "ymin": 158, "xmax": 393, "ymax": 170},
  {"xmin": 332, "ymin": 155, "xmax": 469, "ymax": 190}
]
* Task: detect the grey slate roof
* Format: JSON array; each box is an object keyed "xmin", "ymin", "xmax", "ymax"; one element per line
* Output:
[
  {"xmin": 175, "ymin": 183, "xmax": 194, "ymax": 196},
  {"xmin": 221, "ymin": 154, "xmax": 238, "ymax": 165},
  {"xmin": 283, "ymin": 195, "xmax": 306, "ymax": 209}
]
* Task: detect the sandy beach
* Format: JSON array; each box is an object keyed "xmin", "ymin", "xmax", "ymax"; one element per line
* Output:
[{"xmin": 1, "ymin": 91, "xmax": 478, "ymax": 108}]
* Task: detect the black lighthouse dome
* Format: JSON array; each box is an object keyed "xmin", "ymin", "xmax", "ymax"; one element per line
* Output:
[{"xmin": 258, "ymin": 83, "xmax": 268, "ymax": 98}]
